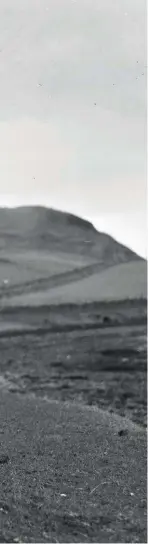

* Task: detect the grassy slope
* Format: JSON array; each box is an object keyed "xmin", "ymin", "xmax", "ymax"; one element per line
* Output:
[
  {"xmin": 0, "ymin": 207, "xmax": 140, "ymax": 263},
  {"xmin": 0, "ymin": 206, "xmax": 146, "ymax": 306},
  {"xmin": 1, "ymin": 260, "xmax": 146, "ymax": 307},
  {"xmin": 0, "ymin": 250, "xmax": 87, "ymax": 288}
]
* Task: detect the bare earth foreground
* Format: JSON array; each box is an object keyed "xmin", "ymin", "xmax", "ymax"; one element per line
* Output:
[{"xmin": 0, "ymin": 391, "xmax": 147, "ymax": 543}]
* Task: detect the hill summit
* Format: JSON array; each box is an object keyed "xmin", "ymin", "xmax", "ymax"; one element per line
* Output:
[{"xmin": 0, "ymin": 206, "xmax": 141, "ymax": 266}]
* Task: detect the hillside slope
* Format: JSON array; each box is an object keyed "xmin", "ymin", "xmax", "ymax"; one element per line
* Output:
[
  {"xmin": 0, "ymin": 206, "xmax": 141, "ymax": 264},
  {"xmin": 1, "ymin": 260, "xmax": 146, "ymax": 307},
  {"xmin": 0, "ymin": 207, "xmax": 146, "ymax": 305}
]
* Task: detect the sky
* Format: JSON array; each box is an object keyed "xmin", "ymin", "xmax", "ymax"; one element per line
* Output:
[{"xmin": 0, "ymin": 0, "xmax": 147, "ymax": 257}]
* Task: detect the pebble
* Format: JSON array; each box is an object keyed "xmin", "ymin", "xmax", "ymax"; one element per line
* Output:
[
  {"xmin": 0, "ymin": 454, "xmax": 9, "ymax": 465},
  {"xmin": 118, "ymin": 429, "xmax": 128, "ymax": 437}
]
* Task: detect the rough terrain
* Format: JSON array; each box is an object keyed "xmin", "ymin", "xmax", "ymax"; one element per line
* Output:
[
  {"xmin": 0, "ymin": 392, "xmax": 147, "ymax": 543},
  {"xmin": 0, "ymin": 300, "xmax": 147, "ymax": 428},
  {"xmin": 0, "ymin": 207, "xmax": 147, "ymax": 542}
]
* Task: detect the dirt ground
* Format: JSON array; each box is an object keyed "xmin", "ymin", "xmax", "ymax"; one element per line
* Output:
[
  {"xmin": 0, "ymin": 299, "xmax": 147, "ymax": 428},
  {"xmin": 0, "ymin": 391, "xmax": 146, "ymax": 543}
]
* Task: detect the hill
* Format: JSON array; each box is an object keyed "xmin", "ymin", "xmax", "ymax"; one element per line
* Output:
[
  {"xmin": 0, "ymin": 206, "xmax": 140, "ymax": 263},
  {"xmin": 0, "ymin": 206, "xmax": 146, "ymax": 306}
]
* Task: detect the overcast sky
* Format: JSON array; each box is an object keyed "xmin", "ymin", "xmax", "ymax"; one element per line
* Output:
[{"xmin": 0, "ymin": 0, "xmax": 146, "ymax": 256}]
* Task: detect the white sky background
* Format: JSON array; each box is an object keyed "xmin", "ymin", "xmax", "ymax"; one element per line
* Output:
[{"xmin": 0, "ymin": 0, "xmax": 147, "ymax": 257}]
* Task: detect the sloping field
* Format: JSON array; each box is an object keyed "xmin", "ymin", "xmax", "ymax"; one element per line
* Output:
[
  {"xmin": 0, "ymin": 207, "xmax": 145, "ymax": 308},
  {"xmin": 0, "ymin": 250, "xmax": 88, "ymax": 288},
  {"xmin": 0, "ymin": 391, "xmax": 146, "ymax": 543},
  {"xmin": 0, "ymin": 206, "xmax": 145, "ymax": 307},
  {"xmin": 45, "ymin": 260, "xmax": 146, "ymax": 304},
  {"xmin": 2, "ymin": 260, "xmax": 146, "ymax": 307}
]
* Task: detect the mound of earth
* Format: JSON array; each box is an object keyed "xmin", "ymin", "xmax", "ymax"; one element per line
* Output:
[{"xmin": 0, "ymin": 391, "xmax": 146, "ymax": 543}]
